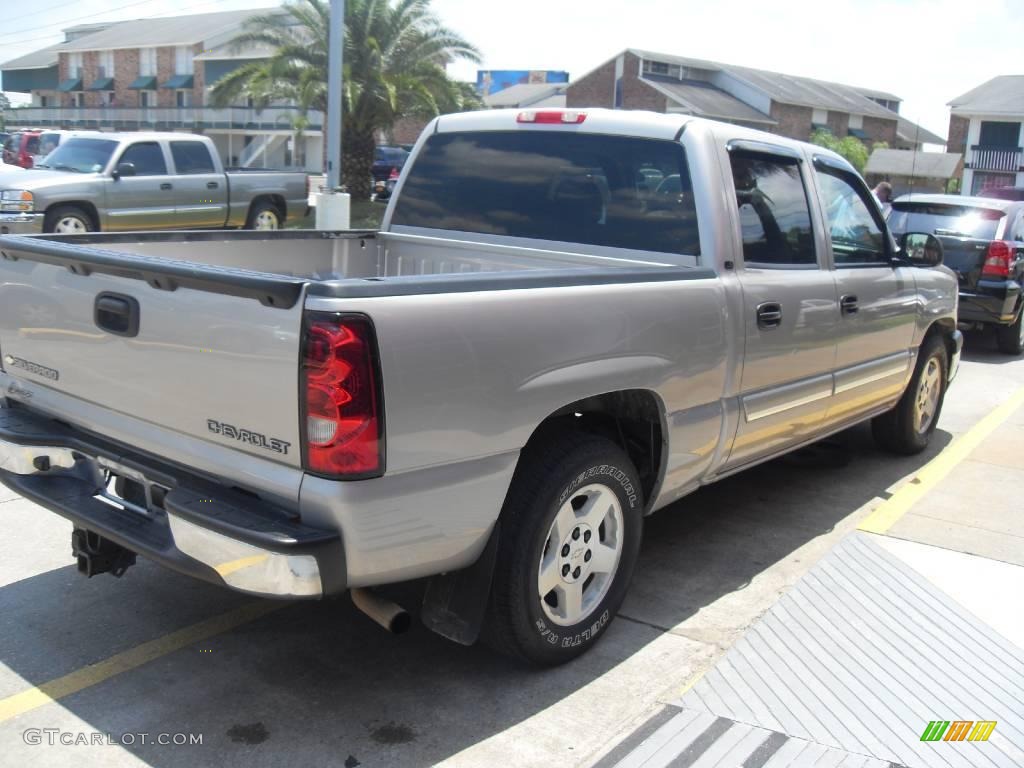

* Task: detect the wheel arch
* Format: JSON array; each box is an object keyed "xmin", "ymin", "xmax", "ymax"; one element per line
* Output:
[
  {"xmin": 247, "ymin": 194, "xmax": 286, "ymax": 224},
  {"xmin": 44, "ymin": 201, "xmax": 100, "ymax": 231},
  {"xmin": 520, "ymin": 389, "xmax": 667, "ymax": 513},
  {"xmin": 923, "ymin": 316, "xmax": 957, "ymax": 364}
]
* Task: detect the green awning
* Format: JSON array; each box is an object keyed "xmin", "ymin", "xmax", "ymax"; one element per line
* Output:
[
  {"xmin": 88, "ymin": 77, "xmax": 114, "ymax": 91},
  {"xmin": 848, "ymin": 127, "xmax": 868, "ymax": 139},
  {"xmin": 128, "ymin": 75, "xmax": 157, "ymax": 90},
  {"xmin": 57, "ymin": 78, "xmax": 82, "ymax": 92},
  {"xmin": 161, "ymin": 74, "xmax": 194, "ymax": 89}
]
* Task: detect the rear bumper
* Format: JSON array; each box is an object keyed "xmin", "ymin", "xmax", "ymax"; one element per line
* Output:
[
  {"xmin": 958, "ymin": 280, "xmax": 1021, "ymax": 325},
  {"xmin": 0, "ymin": 406, "xmax": 345, "ymax": 598},
  {"xmin": 0, "ymin": 213, "xmax": 45, "ymax": 235}
]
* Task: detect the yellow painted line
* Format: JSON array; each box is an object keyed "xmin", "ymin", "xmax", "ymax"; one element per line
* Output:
[
  {"xmin": 0, "ymin": 601, "xmax": 283, "ymax": 724},
  {"xmin": 859, "ymin": 386, "xmax": 1024, "ymax": 534},
  {"xmin": 214, "ymin": 553, "xmax": 270, "ymax": 578}
]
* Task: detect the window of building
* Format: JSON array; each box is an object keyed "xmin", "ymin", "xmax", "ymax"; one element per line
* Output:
[
  {"xmin": 71, "ymin": 92, "xmax": 84, "ymax": 108},
  {"xmin": 118, "ymin": 142, "xmax": 167, "ymax": 175},
  {"xmin": 978, "ymin": 121, "xmax": 1021, "ymax": 148},
  {"xmin": 40, "ymin": 95, "xmax": 49, "ymax": 107},
  {"xmin": 848, "ymin": 114, "xmax": 863, "ymax": 130},
  {"xmin": 646, "ymin": 60, "xmax": 669, "ymax": 75},
  {"xmin": 811, "ymin": 108, "xmax": 828, "ymax": 126},
  {"xmin": 67, "ymin": 52, "xmax": 84, "ymax": 78},
  {"xmin": 139, "ymin": 48, "xmax": 157, "ymax": 77},
  {"xmin": 174, "ymin": 46, "xmax": 193, "ymax": 75},
  {"xmin": 728, "ymin": 151, "xmax": 816, "ymax": 266},
  {"xmin": 814, "ymin": 163, "xmax": 887, "ymax": 265},
  {"xmin": 139, "ymin": 90, "xmax": 152, "ymax": 108},
  {"xmin": 97, "ymin": 50, "xmax": 115, "ymax": 79},
  {"xmin": 176, "ymin": 90, "xmax": 192, "ymax": 108}
]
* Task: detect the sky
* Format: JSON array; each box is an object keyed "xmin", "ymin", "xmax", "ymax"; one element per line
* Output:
[{"xmin": 2, "ymin": 0, "xmax": 1022, "ymax": 145}]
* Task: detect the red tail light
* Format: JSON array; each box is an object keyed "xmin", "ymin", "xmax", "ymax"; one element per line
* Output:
[
  {"xmin": 388, "ymin": 167, "xmax": 400, "ymax": 180},
  {"xmin": 982, "ymin": 240, "xmax": 1014, "ymax": 278},
  {"xmin": 517, "ymin": 110, "xmax": 587, "ymax": 124},
  {"xmin": 302, "ymin": 314, "xmax": 384, "ymax": 478}
]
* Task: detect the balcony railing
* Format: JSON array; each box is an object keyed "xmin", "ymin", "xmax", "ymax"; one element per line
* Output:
[
  {"xmin": 4, "ymin": 106, "xmax": 324, "ymax": 132},
  {"xmin": 968, "ymin": 145, "xmax": 1023, "ymax": 173}
]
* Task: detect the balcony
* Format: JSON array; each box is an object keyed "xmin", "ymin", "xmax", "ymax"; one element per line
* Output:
[
  {"xmin": 4, "ymin": 106, "xmax": 324, "ymax": 132},
  {"xmin": 968, "ymin": 144, "xmax": 1023, "ymax": 173}
]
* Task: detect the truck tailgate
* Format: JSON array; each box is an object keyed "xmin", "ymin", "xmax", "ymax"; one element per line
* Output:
[{"xmin": 0, "ymin": 236, "xmax": 305, "ymax": 469}]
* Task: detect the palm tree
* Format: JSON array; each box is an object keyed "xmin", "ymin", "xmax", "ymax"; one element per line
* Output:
[{"xmin": 210, "ymin": 0, "xmax": 481, "ymax": 199}]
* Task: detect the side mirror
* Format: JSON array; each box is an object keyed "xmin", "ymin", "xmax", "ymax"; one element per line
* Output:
[
  {"xmin": 900, "ymin": 232, "xmax": 943, "ymax": 267},
  {"xmin": 113, "ymin": 162, "xmax": 136, "ymax": 180}
]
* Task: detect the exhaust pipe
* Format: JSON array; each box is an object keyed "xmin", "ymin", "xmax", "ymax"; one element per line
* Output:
[{"xmin": 350, "ymin": 588, "xmax": 411, "ymax": 634}]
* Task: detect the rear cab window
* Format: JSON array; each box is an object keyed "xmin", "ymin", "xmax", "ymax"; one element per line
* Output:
[
  {"xmin": 391, "ymin": 130, "xmax": 700, "ymax": 259},
  {"xmin": 888, "ymin": 202, "xmax": 1005, "ymax": 240}
]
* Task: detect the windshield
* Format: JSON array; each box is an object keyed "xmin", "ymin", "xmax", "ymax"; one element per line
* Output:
[
  {"xmin": 888, "ymin": 202, "xmax": 1004, "ymax": 240},
  {"xmin": 34, "ymin": 137, "xmax": 118, "ymax": 173}
]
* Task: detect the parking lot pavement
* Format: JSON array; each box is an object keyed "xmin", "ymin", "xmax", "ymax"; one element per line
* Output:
[{"xmin": 1, "ymin": 330, "xmax": 1023, "ymax": 768}]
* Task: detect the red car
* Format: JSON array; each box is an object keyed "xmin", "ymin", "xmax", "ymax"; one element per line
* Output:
[{"xmin": 2, "ymin": 131, "xmax": 43, "ymax": 169}]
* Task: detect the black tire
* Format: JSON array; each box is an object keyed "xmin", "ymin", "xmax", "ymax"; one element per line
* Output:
[
  {"xmin": 995, "ymin": 308, "xmax": 1024, "ymax": 355},
  {"xmin": 44, "ymin": 205, "xmax": 94, "ymax": 234},
  {"xmin": 872, "ymin": 334, "xmax": 948, "ymax": 455},
  {"xmin": 245, "ymin": 200, "xmax": 282, "ymax": 230},
  {"xmin": 482, "ymin": 430, "xmax": 644, "ymax": 666}
]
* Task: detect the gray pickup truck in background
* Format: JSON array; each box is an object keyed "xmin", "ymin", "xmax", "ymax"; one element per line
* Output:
[
  {"xmin": 0, "ymin": 109, "xmax": 960, "ymax": 666},
  {"xmin": 0, "ymin": 132, "xmax": 307, "ymax": 235}
]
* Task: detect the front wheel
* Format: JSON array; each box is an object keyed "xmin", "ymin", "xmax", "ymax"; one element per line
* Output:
[
  {"xmin": 44, "ymin": 205, "xmax": 94, "ymax": 234},
  {"xmin": 483, "ymin": 430, "xmax": 643, "ymax": 665},
  {"xmin": 995, "ymin": 308, "xmax": 1024, "ymax": 356},
  {"xmin": 872, "ymin": 334, "xmax": 948, "ymax": 455}
]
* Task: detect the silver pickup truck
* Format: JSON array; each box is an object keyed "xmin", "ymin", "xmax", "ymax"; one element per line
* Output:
[
  {"xmin": 0, "ymin": 132, "xmax": 307, "ymax": 235},
  {"xmin": 0, "ymin": 109, "xmax": 960, "ymax": 665}
]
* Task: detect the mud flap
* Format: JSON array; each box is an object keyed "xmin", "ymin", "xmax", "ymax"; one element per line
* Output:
[{"xmin": 420, "ymin": 524, "xmax": 499, "ymax": 646}]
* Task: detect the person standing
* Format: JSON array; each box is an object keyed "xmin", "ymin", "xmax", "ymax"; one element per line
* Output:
[{"xmin": 872, "ymin": 181, "xmax": 893, "ymax": 215}]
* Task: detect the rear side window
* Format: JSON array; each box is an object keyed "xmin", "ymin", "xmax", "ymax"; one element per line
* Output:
[
  {"xmin": 729, "ymin": 151, "xmax": 816, "ymax": 266},
  {"xmin": 392, "ymin": 131, "xmax": 700, "ymax": 256},
  {"xmin": 170, "ymin": 141, "xmax": 216, "ymax": 174},
  {"xmin": 888, "ymin": 203, "xmax": 1004, "ymax": 240}
]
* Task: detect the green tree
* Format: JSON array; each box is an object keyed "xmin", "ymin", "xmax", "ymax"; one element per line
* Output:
[
  {"xmin": 0, "ymin": 93, "xmax": 11, "ymax": 130},
  {"xmin": 210, "ymin": 0, "xmax": 481, "ymax": 199},
  {"xmin": 809, "ymin": 128, "xmax": 870, "ymax": 174}
]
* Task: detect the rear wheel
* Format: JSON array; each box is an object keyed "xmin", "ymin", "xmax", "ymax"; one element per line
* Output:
[
  {"xmin": 246, "ymin": 200, "xmax": 281, "ymax": 230},
  {"xmin": 872, "ymin": 334, "xmax": 948, "ymax": 455},
  {"xmin": 995, "ymin": 308, "xmax": 1024, "ymax": 356},
  {"xmin": 44, "ymin": 205, "xmax": 93, "ymax": 234},
  {"xmin": 483, "ymin": 430, "xmax": 643, "ymax": 666}
]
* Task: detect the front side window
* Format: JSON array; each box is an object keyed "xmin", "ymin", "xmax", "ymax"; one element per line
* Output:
[
  {"xmin": 815, "ymin": 165, "xmax": 887, "ymax": 264},
  {"xmin": 392, "ymin": 130, "xmax": 701, "ymax": 257},
  {"xmin": 119, "ymin": 142, "xmax": 167, "ymax": 176},
  {"xmin": 729, "ymin": 151, "xmax": 816, "ymax": 266}
]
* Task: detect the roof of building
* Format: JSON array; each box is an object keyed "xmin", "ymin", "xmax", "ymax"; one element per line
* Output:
[
  {"xmin": 194, "ymin": 41, "xmax": 277, "ymax": 61},
  {"xmin": 626, "ymin": 49, "xmax": 898, "ymax": 120},
  {"xmin": 59, "ymin": 8, "xmax": 274, "ymax": 50},
  {"xmin": 483, "ymin": 83, "xmax": 567, "ymax": 108},
  {"xmin": 854, "ymin": 86, "xmax": 902, "ymax": 102},
  {"xmin": 0, "ymin": 43, "xmax": 64, "ymax": 70},
  {"xmin": 948, "ymin": 75, "xmax": 1024, "ymax": 115},
  {"xmin": 865, "ymin": 149, "xmax": 962, "ymax": 178},
  {"xmin": 895, "ymin": 116, "xmax": 945, "ymax": 146},
  {"xmin": 641, "ymin": 78, "xmax": 775, "ymax": 125}
]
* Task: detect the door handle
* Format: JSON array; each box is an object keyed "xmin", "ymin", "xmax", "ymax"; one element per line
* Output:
[
  {"xmin": 206, "ymin": 181, "xmax": 219, "ymax": 189},
  {"xmin": 756, "ymin": 301, "xmax": 783, "ymax": 329},
  {"xmin": 160, "ymin": 182, "xmax": 173, "ymax": 190},
  {"xmin": 840, "ymin": 294, "xmax": 859, "ymax": 314},
  {"xmin": 94, "ymin": 292, "xmax": 140, "ymax": 337}
]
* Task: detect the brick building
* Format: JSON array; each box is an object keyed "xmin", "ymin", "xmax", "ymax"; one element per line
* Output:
[
  {"xmin": 0, "ymin": 9, "xmax": 323, "ymax": 171},
  {"xmin": 566, "ymin": 49, "xmax": 937, "ymax": 149},
  {"xmin": 946, "ymin": 76, "xmax": 1024, "ymax": 195}
]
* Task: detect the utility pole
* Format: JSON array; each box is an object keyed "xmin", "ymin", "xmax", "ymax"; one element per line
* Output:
[{"xmin": 316, "ymin": 0, "xmax": 351, "ymax": 229}]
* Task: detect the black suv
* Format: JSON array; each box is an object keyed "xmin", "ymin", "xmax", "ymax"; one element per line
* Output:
[{"xmin": 889, "ymin": 194, "xmax": 1024, "ymax": 354}]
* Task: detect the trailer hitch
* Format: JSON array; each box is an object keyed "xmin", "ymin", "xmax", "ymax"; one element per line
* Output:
[{"xmin": 71, "ymin": 528, "xmax": 137, "ymax": 578}]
